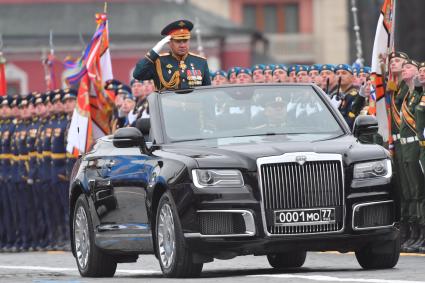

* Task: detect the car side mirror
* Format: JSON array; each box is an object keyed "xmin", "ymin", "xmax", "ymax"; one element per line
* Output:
[
  {"xmin": 352, "ymin": 115, "xmax": 379, "ymax": 139},
  {"xmin": 135, "ymin": 118, "xmax": 150, "ymax": 136},
  {"xmin": 113, "ymin": 127, "xmax": 145, "ymax": 148}
]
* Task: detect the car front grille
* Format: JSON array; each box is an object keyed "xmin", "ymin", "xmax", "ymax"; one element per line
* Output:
[{"xmin": 258, "ymin": 156, "xmax": 344, "ymax": 235}]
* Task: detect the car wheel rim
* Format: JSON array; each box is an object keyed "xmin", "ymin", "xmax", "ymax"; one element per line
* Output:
[
  {"xmin": 158, "ymin": 203, "xmax": 176, "ymax": 269},
  {"xmin": 74, "ymin": 205, "xmax": 90, "ymax": 270}
]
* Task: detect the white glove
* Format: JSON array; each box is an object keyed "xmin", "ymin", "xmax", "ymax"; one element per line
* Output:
[
  {"xmin": 331, "ymin": 95, "xmax": 342, "ymax": 109},
  {"xmin": 152, "ymin": 35, "xmax": 171, "ymax": 54},
  {"xmin": 27, "ymin": 178, "xmax": 34, "ymax": 185}
]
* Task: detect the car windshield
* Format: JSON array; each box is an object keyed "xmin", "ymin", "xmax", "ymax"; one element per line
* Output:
[{"xmin": 160, "ymin": 85, "xmax": 344, "ymax": 142}]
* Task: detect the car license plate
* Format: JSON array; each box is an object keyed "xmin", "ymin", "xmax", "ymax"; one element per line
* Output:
[{"xmin": 274, "ymin": 208, "xmax": 335, "ymax": 225}]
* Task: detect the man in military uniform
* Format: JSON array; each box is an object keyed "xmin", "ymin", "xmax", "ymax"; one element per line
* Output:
[
  {"xmin": 272, "ymin": 64, "xmax": 288, "ymax": 83},
  {"xmin": 386, "ymin": 52, "xmax": 411, "ymax": 246},
  {"xmin": 236, "ymin": 68, "xmax": 252, "ymax": 84},
  {"xmin": 288, "ymin": 65, "xmax": 298, "ymax": 83},
  {"xmin": 334, "ymin": 64, "xmax": 365, "ymax": 129},
  {"xmin": 320, "ymin": 64, "xmax": 337, "ymax": 96},
  {"xmin": 14, "ymin": 96, "xmax": 34, "ymax": 251},
  {"xmin": 263, "ymin": 64, "xmax": 275, "ymax": 83},
  {"xmin": 416, "ymin": 62, "xmax": 425, "ymax": 253},
  {"xmin": 25, "ymin": 93, "xmax": 46, "ymax": 250},
  {"xmin": 63, "ymin": 89, "xmax": 78, "ymax": 181},
  {"xmin": 227, "ymin": 67, "xmax": 240, "ymax": 84},
  {"xmin": 398, "ymin": 60, "xmax": 425, "ymax": 252},
  {"xmin": 211, "ymin": 70, "xmax": 228, "ymax": 86},
  {"xmin": 49, "ymin": 89, "xmax": 70, "ymax": 249},
  {"xmin": 296, "ymin": 65, "xmax": 310, "ymax": 84},
  {"xmin": 308, "ymin": 64, "xmax": 322, "ymax": 88},
  {"xmin": 0, "ymin": 97, "xmax": 17, "ymax": 252},
  {"xmin": 35, "ymin": 92, "xmax": 56, "ymax": 250},
  {"xmin": 111, "ymin": 84, "xmax": 133, "ymax": 133},
  {"xmin": 133, "ymin": 20, "xmax": 211, "ymax": 91},
  {"xmin": 252, "ymin": 64, "xmax": 265, "ymax": 83}
]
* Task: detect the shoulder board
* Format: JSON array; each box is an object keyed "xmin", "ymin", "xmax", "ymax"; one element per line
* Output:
[
  {"xmin": 159, "ymin": 52, "xmax": 170, "ymax": 57},
  {"xmin": 189, "ymin": 52, "xmax": 207, "ymax": 60},
  {"xmin": 349, "ymin": 89, "xmax": 358, "ymax": 96},
  {"xmin": 422, "ymin": 96, "xmax": 425, "ymax": 102}
]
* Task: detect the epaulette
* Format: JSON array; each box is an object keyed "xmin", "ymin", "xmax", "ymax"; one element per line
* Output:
[
  {"xmin": 349, "ymin": 89, "xmax": 358, "ymax": 96},
  {"xmin": 420, "ymin": 95, "xmax": 425, "ymax": 106},
  {"xmin": 13, "ymin": 119, "xmax": 18, "ymax": 124},
  {"xmin": 159, "ymin": 52, "xmax": 170, "ymax": 57},
  {"xmin": 189, "ymin": 52, "xmax": 207, "ymax": 60}
]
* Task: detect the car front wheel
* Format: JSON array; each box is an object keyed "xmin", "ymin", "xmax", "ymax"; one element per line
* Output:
[
  {"xmin": 155, "ymin": 191, "xmax": 203, "ymax": 278},
  {"xmin": 73, "ymin": 195, "xmax": 117, "ymax": 277},
  {"xmin": 355, "ymin": 235, "xmax": 400, "ymax": 269}
]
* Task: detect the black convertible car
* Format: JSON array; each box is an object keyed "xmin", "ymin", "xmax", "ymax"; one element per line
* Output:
[{"xmin": 69, "ymin": 84, "xmax": 399, "ymax": 278}]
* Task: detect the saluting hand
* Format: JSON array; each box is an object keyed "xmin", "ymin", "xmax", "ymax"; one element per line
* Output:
[{"xmin": 153, "ymin": 35, "xmax": 171, "ymax": 54}]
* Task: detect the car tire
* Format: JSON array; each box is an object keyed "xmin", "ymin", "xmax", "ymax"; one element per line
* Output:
[
  {"xmin": 355, "ymin": 235, "xmax": 400, "ymax": 269},
  {"xmin": 267, "ymin": 251, "xmax": 307, "ymax": 269},
  {"xmin": 73, "ymin": 194, "xmax": 117, "ymax": 277},
  {"xmin": 155, "ymin": 191, "xmax": 203, "ymax": 278}
]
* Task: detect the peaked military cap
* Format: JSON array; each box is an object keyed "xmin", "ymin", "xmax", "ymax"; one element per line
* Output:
[
  {"xmin": 62, "ymin": 88, "xmax": 78, "ymax": 102},
  {"xmin": 34, "ymin": 93, "xmax": 46, "ymax": 105},
  {"xmin": 105, "ymin": 79, "xmax": 122, "ymax": 90},
  {"xmin": 335, "ymin": 64, "xmax": 353, "ymax": 74},
  {"xmin": 52, "ymin": 89, "xmax": 64, "ymax": 103},
  {"xmin": 161, "ymin": 20, "xmax": 193, "ymax": 40},
  {"xmin": 117, "ymin": 84, "xmax": 132, "ymax": 96},
  {"xmin": 212, "ymin": 70, "xmax": 227, "ymax": 80},
  {"xmin": 10, "ymin": 96, "xmax": 21, "ymax": 108},
  {"xmin": 389, "ymin": 51, "xmax": 409, "ymax": 60},
  {"xmin": 320, "ymin": 64, "xmax": 335, "ymax": 72},
  {"xmin": 402, "ymin": 59, "xmax": 419, "ymax": 68},
  {"xmin": 418, "ymin": 62, "xmax": 425, "ymax": 69},
  {"xmin": 130, "ymin": 78, "xmax": 141, "ymax": 86},
  {"xmin": 19, "ymin": 95, "xmax": 31, "ymax": 108},
  {"xmin": 43, "ymin": 91, "xmax": 54, "ymax": 104}
]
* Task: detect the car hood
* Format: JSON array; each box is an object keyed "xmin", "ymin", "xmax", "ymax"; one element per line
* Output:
[{"xmin": 159, "ymin": 135, "xmax": 389, "ymax": 171}]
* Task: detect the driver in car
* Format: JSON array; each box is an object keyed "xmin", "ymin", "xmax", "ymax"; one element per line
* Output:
[{"xmin": 253, "ymin": 95, "xmax": 287, "ymax": 129}]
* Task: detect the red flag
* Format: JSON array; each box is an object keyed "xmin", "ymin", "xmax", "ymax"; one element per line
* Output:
[{"xmin": 0, "ymin": 52, "xmax": 7, "ymax": 96}]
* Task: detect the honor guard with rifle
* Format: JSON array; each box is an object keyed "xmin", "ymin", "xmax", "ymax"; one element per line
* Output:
[
  {"xmin": 133, "ymin": 20, "xmax": 211, "ymax": 91},
  {"xmin": 414, "ymin": 62, "xmax": 425, "ymax": 253},
  {"xmin": 398, "ymin": 59, "xmax": 425, "ymax": 253},
  {"xmin": 334, "ymin": 64, "xmax": 365, "ymax": 129}
]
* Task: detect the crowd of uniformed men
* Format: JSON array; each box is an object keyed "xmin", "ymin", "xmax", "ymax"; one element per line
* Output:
[{"xmin": 0, "ymin": 49, "xmax": 424, "ymax": 253}]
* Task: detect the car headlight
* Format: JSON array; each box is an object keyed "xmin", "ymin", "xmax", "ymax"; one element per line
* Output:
[
  {"xmin": 352, "ymin": 159, "xmax": 392, "ymax": 188},
  {"xmin": 192, "ymin": 169, "xmax": 244, "ymax": 188}
]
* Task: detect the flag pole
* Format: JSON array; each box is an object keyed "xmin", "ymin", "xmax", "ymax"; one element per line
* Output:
[{"xmin": 104, "ymin": 2, "xmax": 108, "ymax": 13}]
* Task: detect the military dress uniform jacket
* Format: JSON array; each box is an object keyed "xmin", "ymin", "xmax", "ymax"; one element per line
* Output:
[
  {"xmin": 400, "ymin": 87, "xmax": 423, "ymax": 162},
  {"xmin": 133, "ymin": 49, "xmax": 211, "ymax": 91},
  {"xmin": 51, "ymin": 114, "xmax": 68, "ymax": 184},
  {"xmin": 415, "ymin": 92, "xmax": 425, "ymax": 174},
  {"xmin": 27, "ymin": 117, "xmax": 40, "ymax": 183},
  {"xmin": 391, "ymin": 80, "xmax": 409, "ymax": 138},
  {"xmin": 37, "ymin": 117, "xmax": 54, "ymax": 183},
  {"xmin": 1, "ymin": 119, "xmax": 15, "ymax": 181},
  {"xmin": 339, "ymin": 86, "xmax": 364, "ymax": 128},
  {"xmin": 16, "ymin": 119, "xmax": 30, "ymax": 183}
]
